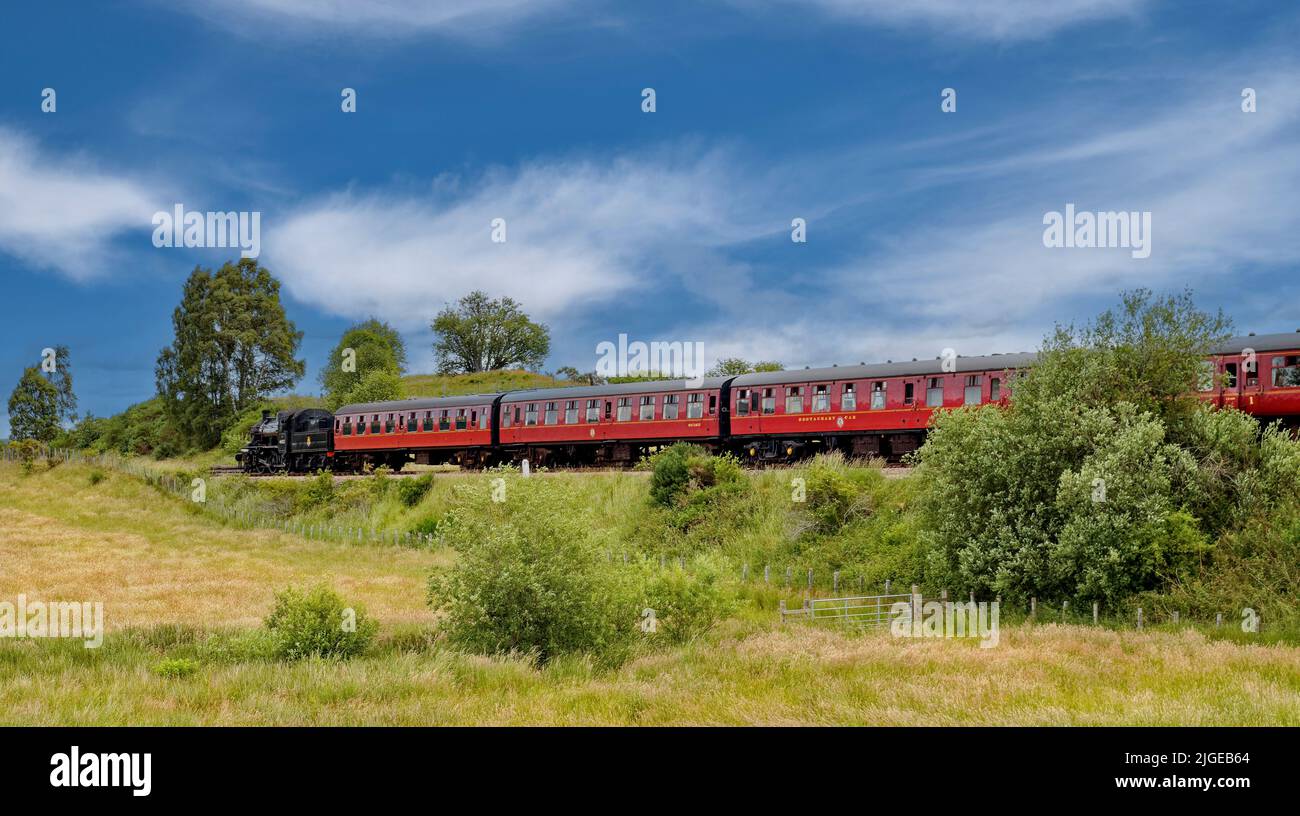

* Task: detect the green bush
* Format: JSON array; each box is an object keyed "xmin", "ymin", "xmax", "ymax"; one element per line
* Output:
[
  {"xmin": 397, "ymin": 474, "xmax": 434, "ymax": 507},
  {"xmin": 428, "ymin": 476, "xmax": 640, "ymax": 668},
  {"xmin": 643, "ymin": 557, "xmax": 734, "ymax": 644},
  {"xmin": 649, "ymin": 443, "xmax": 708, "ymax": 507},
  {"xmin": 299, "ymin": 471, "xmax": 336, "ymax": 511},
  {"xmin": 153, "ymin": 657, "xmax": 200, "ymax": 679},
  {"xmin": 801, "ymin": 453, "xmax": 874, "ymax": 535},
  {"xmin": 88, "ymin": 469, "xmax": 106, "ymax": 485},
  {"xmin": 265, "ymin": 585, "xmax": 377, "ymax": 661}
]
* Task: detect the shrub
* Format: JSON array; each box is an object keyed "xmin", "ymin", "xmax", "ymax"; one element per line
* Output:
[
  {"xmin": 299, "ymin": 471, "xmax": 335, "ymax": 511},
  {"xmin": 265, "ymin": 585, "xmax": 377, "ymax": 661},
  {"xmin": 649, "ymin": 443, "xmax": 707, "ymax": 507},
  {"xmin": 643, "ymin": 558, "xmax": 734, "ymax": 644},
  {"xmin": 397, "ymin": 474, "xmax": 434, "ymax": 507},
  {"xmin": 800, "ymin": 453, "xmax": 874, "ymax": 535},
  {"xmin": 8, "ymin": 439, "xmax": 42, "ymax": 474},
  {"xmin": 153, "ymin": 657, "xmax": 200, "ymax": 679},
  {"xmin": 88, "ymin": 469, "xmax": 106, "ymax": 485},
  {"xmin": 428, "ymin": 476, "xmax": 641, "ymax": 668}
]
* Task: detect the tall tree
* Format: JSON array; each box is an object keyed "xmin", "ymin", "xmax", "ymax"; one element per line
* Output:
[
  {"xmin": 320, "ymin": 318, "xmax": 407, "ymax": 409},
  {"xmin": 44, "ymin": 345, "xmax": 77, "ymax": 424},
  {"xmin": 7, "ymin": 366, "xmax": 60, "ymax": 443},
  {"xmin": 156, "ymin": 259, "xmax": 305, "ymax": 449},
  {"xmin": 431, "ymin": 291, "xmax": 549, "ymax": 374}
]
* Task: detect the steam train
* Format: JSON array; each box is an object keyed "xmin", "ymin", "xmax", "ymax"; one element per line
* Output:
[{"xmin": 235, "ymin": 331, "xmax": 1300, "ymax": 474}]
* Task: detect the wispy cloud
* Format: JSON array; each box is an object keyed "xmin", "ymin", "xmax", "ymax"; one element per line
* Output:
[
  {"xmin": 0, "ymin": 130, "xmax": 159, "ymax": 281},
  {"xmin": 181, "ymin": 0, "xmax": 580, "ymax": 40},
  {"xmin": 267, "ymin": 150, "xmax": 775, "ymax": 330},
  {"xmin": 736, "ymin": 0, "xmax": 1152, "ymax": 41}
]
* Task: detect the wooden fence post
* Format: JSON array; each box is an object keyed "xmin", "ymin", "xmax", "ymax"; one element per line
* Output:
[
  {"xmin": 1093, "ymin": 601, "xmax": 1099, "ymax": 625},
  {"xmin": 1137, "ymin": 607, "xmax": 1143, "ymax": 630},
  {"xmin": 1030, "ymin": 597, "xmax": 1036, "ymax": 619}
]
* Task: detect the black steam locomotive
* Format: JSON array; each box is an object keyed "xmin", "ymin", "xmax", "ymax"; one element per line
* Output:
[{"xmin": 235, "ymin": 409, "xmax": 336, "ymax": 474}]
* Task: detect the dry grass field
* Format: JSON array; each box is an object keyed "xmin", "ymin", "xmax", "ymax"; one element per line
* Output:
[{"xmin": 2, "ymin": 460, "xmax": 1298, "ymax": 726}]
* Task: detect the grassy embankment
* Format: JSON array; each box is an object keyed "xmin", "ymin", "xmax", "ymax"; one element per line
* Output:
[{"xmin": 2, "ymin": 460, "xmax": 1299, "ymax": 725}]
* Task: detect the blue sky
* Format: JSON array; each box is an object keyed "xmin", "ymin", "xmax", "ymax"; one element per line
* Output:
[{"xmin": 2, "ymin": 0, "xmax": 1298, "ymax": 426}]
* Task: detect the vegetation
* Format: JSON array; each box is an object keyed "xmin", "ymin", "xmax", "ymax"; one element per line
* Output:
[
  {"xmin": 916, "ymin": 289, "xmax": 1300, "ymax": 619},
  {"xmin": 428, "ymin": 475, "xmax": 641, "ymax": 668},
  {"xmin": 265, "ymin": 585, "xmax": 378, "ymax": 660},
  {"xmin": 155, "ymin": 259, "xmax": 305, "ymax": 449},
  {"xmin": 705, "ymin": 358, "xmax": 784, "ymax": 376},
  {"xmin": 6, "ymin": 366, "xmax": 60, "ymax": 443},
  {"xmin": 431, "ymin": 290, "xmax": 550, "ymax": 374},
  {"xmin": 320, "ymin": 318, "xmax": 407, "ymax": 409}
]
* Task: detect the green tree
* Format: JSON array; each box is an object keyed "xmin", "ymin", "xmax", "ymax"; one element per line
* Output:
[
  {"xmin": 705, "ymin": 358, "xmax": 784, "ymax": 377},
  {"xmin": 156, "ymin": 259, "xmax": 305, "ymax": 450},
  {"xmin": 338, "ymin": 369, "xmax": 402, "ymax": 407},
  {"xmin": 915, "ymin": 290, "xmax": 1233, "ymax": 605},
  {"xmin": 431, "ymin": 291, "xmax": 549, "ymax": 374},
  {"xmin": 44, "ymin": 345, "xmax": 77, "ymax": 424},
  {"xmin": 320, "ymin": 318, "xmax": 407, "ymax": 409},
  {"xmin": 1015, "ymin": 288, "xmax": 1230, "ymax": 436},
  {"xmin": 7, "ymin": 366, "xmax": 60, "ymax": 443}
]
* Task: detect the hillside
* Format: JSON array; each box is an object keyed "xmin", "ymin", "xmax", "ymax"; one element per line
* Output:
[{"xmin": 3, "ymin": 458, "xmax": 1299, "ymax": 725}]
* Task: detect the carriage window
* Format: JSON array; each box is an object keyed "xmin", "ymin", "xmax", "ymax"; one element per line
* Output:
[
  {"xmin": 687, "ymin": 393, "xmax": 704, "ymax": 419},
  {"xmin": 478, "ymin": 410, "xmax": 489, "ymax": 430},
  {"xmin": 586, "ymin": 399, "xmax": 601, "ymax": 423},
  {"xmin": 926, "ymin": 378, "xmax": 944, "ymax": 407},
  {"xmin": 842, "ymin": 383, "xmax": 856, "ymax": 411},
  {"xmin": 456, "ymin": 408, "xmax": 468, "ymax": 429},
  {"xmin": 990, "ymin": 377, "xmax": 1001, "ymax": 401},
  {"xmin": 812, "ymin": 384, "xmax": 830, "ymax": 412},
  {"xmin": 617, "ymin": 397, "xmax": 632, "ymax": 421},
  {"xmin": 904, "ymin": 383, "xmax": 915, "ymax": 405},
  {"xmin": 762, "ymin": 388, "xmax": 775, "ymax": 415},
  {"xmin": 964, "ymin": 375, "xmax": 983, "ymax": 405},
  {"xmin": 663, "ymin": 394, "xmax": 679, "ymax": 420},
  {"xmin": 565, "ymin": 401, "xmax": 578, "ymax": 424},
  {"xmin": 785, "ymin": 386, "xmax": 804, "ymax": 414},
  {"xmin": 1272, "ymin": 356, "xmax": 1300, "ymax": 388},
  {"xmin": 735, "ymin": 389, "xmax": 750, "ymax": 416},
  {"xmin": 440, "ymin": 409, "xmax": 451, "ymax": 431},
  {"xmin": 1223, "ymin": 364, "xmax": 1237, "ymax": 389},
  {"xmin": 502, "ymin": 407, "xmax": 513, "ymax": 428},
  {"xmin": 544, "ymin": 402, "xmax": 558, "ymax": 425},
  {"xmin": 709, "ymin": 394, "xmax": 717, "ymax": 415},
  {"xmin": 525, "ymin": 404, "xmax": 538, "ymax": 425},
  {"xmin": 871, "ymin": 382, "xmax": 885, "ymax": 410},
  {"xmin": 384, "ymin": 413, "xmax": 395, "ymax": 433},
  {"xmin": 639, "ymin": 395, "xmax": 655, "ymax": 420},
  {"xmin": 1197, "ymin": 361, "xmax": 1215, "ymax": 392}
]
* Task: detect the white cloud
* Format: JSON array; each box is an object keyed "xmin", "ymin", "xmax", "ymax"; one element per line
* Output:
[
  {"xmin": 267, "ymin": 152, "xmax": 771, "ymax": 330},
  {"xmin": 739, "ymin": 0, "xmax": 1150, "ymax": 41},
  {"xmin": 0, "ymin": 130, "xmax": 159, "ymax": 280},
  {"xmin": 183, "ymin": 0, "xmax": 577, "ymax": 40},
  {"xmin": 826, "ymin": 64, "xmax": 1300, "ymax": 333}
]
